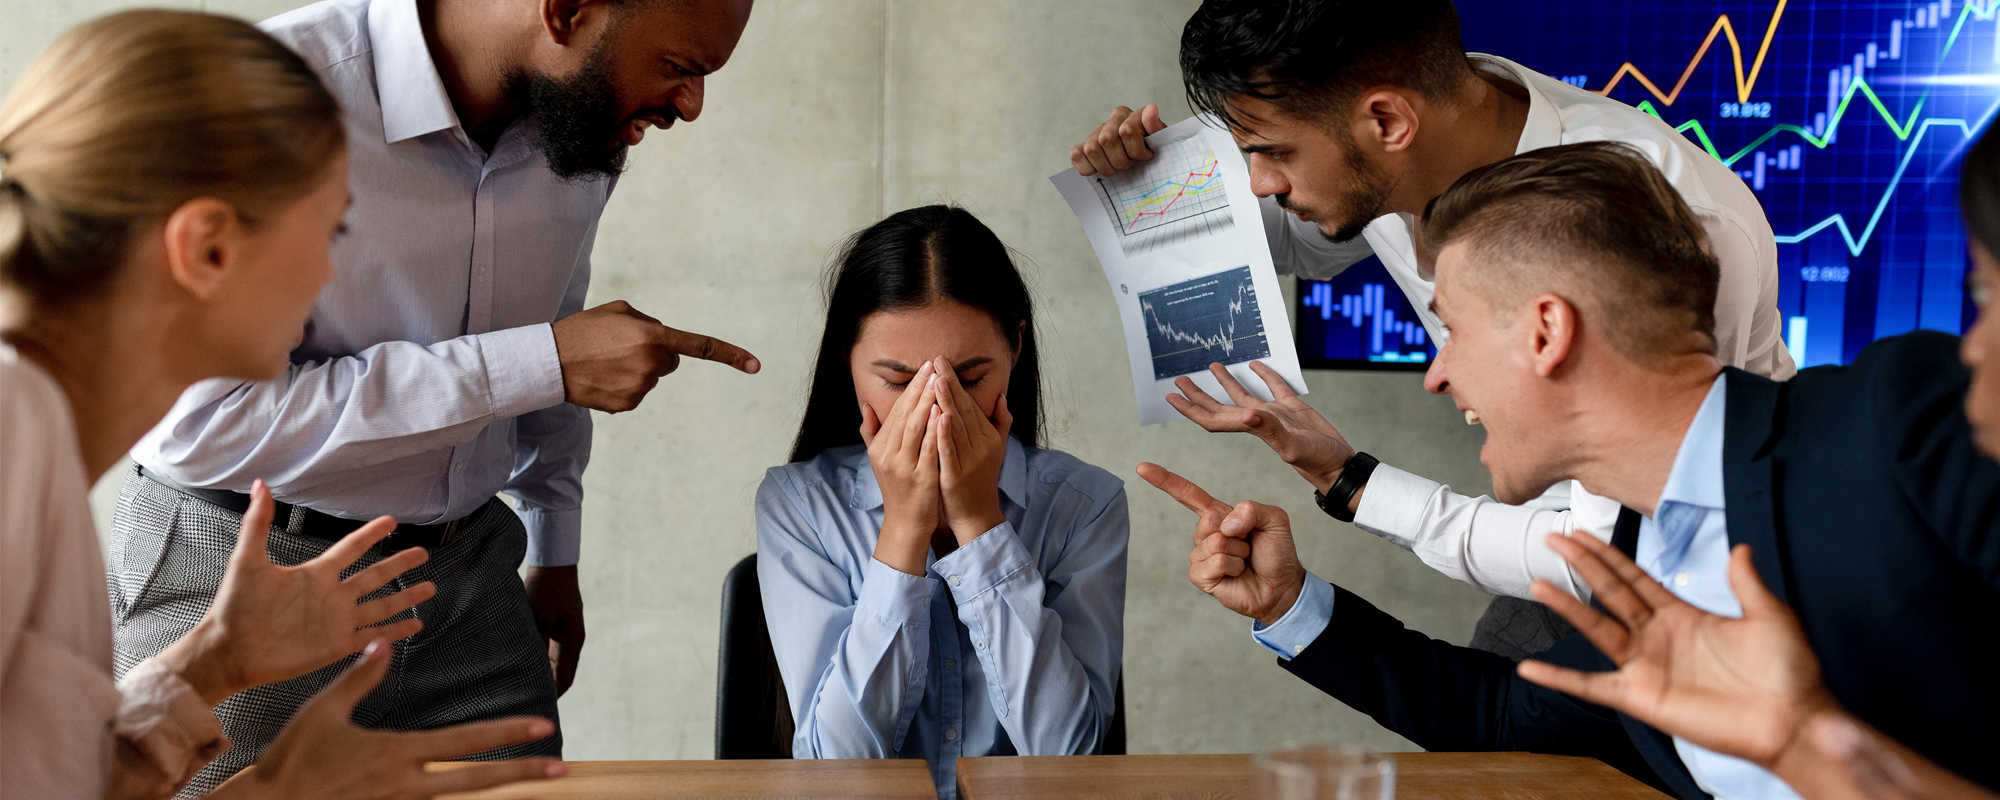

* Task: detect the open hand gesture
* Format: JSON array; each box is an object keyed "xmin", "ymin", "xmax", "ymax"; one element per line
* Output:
[
  {"xmin": 1517, "ymin": 532, "xmax": 1835, "ymax": 768},
  {"xmin": 211, "ymin": 639, "xmax": 564, "ymax": 800},
  {"xmin": 863, "ymin": 360, "xmax": 945, "ymax": 576},
  {"xmin": 935, "ymin": 357, "xmax": 1011, "ymax": 544},
  {"xmin": 1140, "ymin": 463, "xmax": 1306, "ymax": 625},
  {"xmin": 1167, "ymin": 362, "xmax": 1354, "ymax": 493},
  {"xmin": 160, "ymin": 481, "xmax": 434, "ymax": 706}
]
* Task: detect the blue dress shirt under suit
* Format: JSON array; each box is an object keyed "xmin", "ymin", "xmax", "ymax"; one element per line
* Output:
[
  {"xmin": 756, "ymin": 438, "xmax": 1128, "ymax": 799},
  {"xmin": 1247, "ymin": 332, "xmax": 2000, "ymax": 799},
  {"xmin": 1254, "ymin": 377, "xmax": 1796, "ymax": 799}
]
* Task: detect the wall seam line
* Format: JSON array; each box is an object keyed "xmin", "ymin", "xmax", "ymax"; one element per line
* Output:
[{"xmin": 877, "ymin": 0, "xmax": 889, "ymax": 218}]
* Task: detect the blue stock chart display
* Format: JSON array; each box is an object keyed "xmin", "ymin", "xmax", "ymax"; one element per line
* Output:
[{"xmin": 1297, "ymin": 0, "xmax": 1999, "ymax": 370}]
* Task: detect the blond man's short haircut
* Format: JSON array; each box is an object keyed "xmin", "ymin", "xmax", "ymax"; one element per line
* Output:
[{"xmin": 1421, "ymin": 141, "xmax": 1720, "ymax": 365}]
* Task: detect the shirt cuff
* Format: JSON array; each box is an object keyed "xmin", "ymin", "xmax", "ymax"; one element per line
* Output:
[
  {"xmin": 115, "ymin": 659, "xmax": 230, "ymax": 794},
  {"xmin": 520, "ymin": 505, "xmax": 582, "ymax": 567},
  {"xmin": 1251, "ymin": 572, "xmax": 1336, "ymax": 660},
  {"xmin": 930, "ymin": 521, "xmax": 1032, "ymax": 600},
  {"xmin": 858, "ymin": 557, "xmax": 938, "ymax": 626},
  {"xmin": 477, "ymin": 323, "xmax": 567, "ymax": 420},
  {"xmin": 1352, "ymin": 464, "xmax": 1444, "ymax": 552}
]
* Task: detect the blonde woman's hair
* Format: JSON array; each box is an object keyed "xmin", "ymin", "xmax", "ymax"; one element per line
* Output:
[{"xmin": 0, "ymin": 10, "xmax": 344, "ymax": 305}]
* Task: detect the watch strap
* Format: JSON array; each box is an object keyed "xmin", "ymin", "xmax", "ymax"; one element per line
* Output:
[{"xmin": 1314, "ymin": 451, "xmax": 1379, "ymax": 523}]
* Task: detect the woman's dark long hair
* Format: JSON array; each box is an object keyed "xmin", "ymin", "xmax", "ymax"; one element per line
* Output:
[
  {"xmin": 788, "ymin": 206, "xmax": 1043, "ymax": 463},
  {"xmin": 1964, "ymin": 129, "xmax": 2000, "ymax": 255}
]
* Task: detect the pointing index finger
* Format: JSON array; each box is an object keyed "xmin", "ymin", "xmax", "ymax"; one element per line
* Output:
[
  {"xmin": 1136, "ymin": 462, "xmax": 1230, "ymax": 515},
  {"xmin": 658, "ymin": 326, "xmax": 761, "ymax": 374}
]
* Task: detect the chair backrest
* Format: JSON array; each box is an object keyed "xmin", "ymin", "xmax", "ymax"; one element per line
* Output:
[
  {"xmin": 716, "ymin": 553, "xmax": 793, "ymax": 758},
  {"xmin": 714, "ymin": 552, "xmax": 1128, "ymax": 758}
]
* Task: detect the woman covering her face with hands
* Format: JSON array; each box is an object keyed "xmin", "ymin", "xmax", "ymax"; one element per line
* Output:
[
  {"xmin": 0, "ymin": 12, "xmax": 560, "ymax": 800},
  {"xmin": 757, "ymin": 206, "xmax": 1128, "ymax": 800}
]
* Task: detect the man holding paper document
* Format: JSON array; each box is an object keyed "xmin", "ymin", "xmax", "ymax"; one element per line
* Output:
[{"xmin": 1068, "ymin": 0, "xmax": 1795, "ymax": 653}]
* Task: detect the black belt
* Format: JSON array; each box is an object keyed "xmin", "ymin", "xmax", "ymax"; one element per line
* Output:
[{"xmin": 139, "ymin": 467, "xmax": 462, "ymax": 554}]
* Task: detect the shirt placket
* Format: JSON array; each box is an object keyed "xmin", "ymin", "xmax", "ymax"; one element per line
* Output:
[
  {"xmin": 931, "ymin": 585, "xmax": 964, "ymax": 766},
  {"xmin": 440, "ymin": 132, "xmax": 525, "ymax": 510}
]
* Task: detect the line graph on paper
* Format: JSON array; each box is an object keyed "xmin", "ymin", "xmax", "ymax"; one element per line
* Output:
[
  {"xmin": 1446, "ymin": 0, "xmax": 2000, "ymax": 369},
  {"xmin": 1094, "ymin": 132, "xmax": 1236, "ymax": 256},
  {"xmin": 1140, "ymin": 266, "xmax": 1270, "ymax": 379}
]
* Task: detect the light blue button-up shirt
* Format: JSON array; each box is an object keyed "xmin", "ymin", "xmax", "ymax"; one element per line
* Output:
[
  {"xmin": 131, "ymin": 0, "xmax": 608, "ymax": 566},
  {"xmin": 756, "ymin": 438, "xmax": 1127, "ymax": 799},
  {"xmin": 1258, "ymin": 377, "xmax": 1800, "ymax": 800}
]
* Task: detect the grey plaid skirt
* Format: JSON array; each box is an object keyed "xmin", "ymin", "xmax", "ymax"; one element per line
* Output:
[{"xmin": 106, "ymin": 466, "xmax": 562, "ymax": 797}]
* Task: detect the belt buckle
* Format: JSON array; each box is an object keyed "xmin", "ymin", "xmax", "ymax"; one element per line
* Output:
[{"xmin": 439, "ymin": 518, "xmax": 457, "ymax": 547}]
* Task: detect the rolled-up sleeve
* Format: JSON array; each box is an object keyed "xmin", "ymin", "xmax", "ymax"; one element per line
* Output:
[
  {"xmin": 756, "ymin": 474, "xmax": 936, "ymax": 758},
  {"xmin": 933, "ymin": 487, "xmax": 1127, "ymax": 757}
]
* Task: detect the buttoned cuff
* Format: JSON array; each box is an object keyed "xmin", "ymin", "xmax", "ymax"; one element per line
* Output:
[
  {"xmin": 859, "ymin": 557, "xmax": 938, "ymax": 625},
  {"xmin": 1352, "ymin": 464, "xmax": 1441, "ymax": 552},
  {"xmin": 1252, "ymin": 573, "xmax": 1336, "ymax": 660},
  {"xmin": 931, "ymin": 521, "xmax": 1031, "ymax": 600},
  {"xmin": 520, "ymin": 505, "xmax": 582, "ymax": 567},
  {"xmin": 477, "ymin": 323, "xmax": 567, "ymax": 420}
]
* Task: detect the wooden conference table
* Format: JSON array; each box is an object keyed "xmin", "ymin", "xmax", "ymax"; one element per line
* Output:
[{"xmin": 439, "ymin": 752, "xmax": 1670, "ymax": 799}]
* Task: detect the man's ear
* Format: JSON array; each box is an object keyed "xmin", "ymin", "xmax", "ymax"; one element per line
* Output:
[
  {"xmin": 1355, "ymin": 89, "xmax": 1421, "ymax": 155},
  {"xmin": 539, "ymin": 0, "xmax": 612, "ymax": 46},
  {"xmin": 160, "ymin": 198, "xmax": 242, "ymax": 301},
  {"xmin": 1526, "ymin": 292, "xmax": 1579, "ymax": 378}
]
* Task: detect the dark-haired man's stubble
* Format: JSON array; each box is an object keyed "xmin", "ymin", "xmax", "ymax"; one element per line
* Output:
[{"xmin": 1279, "ymin": 128, "xmax": 1399, "ymax": 245}]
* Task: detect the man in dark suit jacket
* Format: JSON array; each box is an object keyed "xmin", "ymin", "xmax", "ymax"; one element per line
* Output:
[{"xmin": 1141, "ymin": 142, "xmax": 2000, "ymax": 800}]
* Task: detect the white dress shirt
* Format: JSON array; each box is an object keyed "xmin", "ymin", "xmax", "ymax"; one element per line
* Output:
[
  {"xmin": 131, "ymin": 0, "xmax": 610, "ymax": 566},
  {"xmin": 1261, "ymin": 377, "xmax": 1802, "ymax": 800},
  {"xmin": 1261, "ymin": 54, "xmax": 1795, "ymax": 601},
  {"xmin": 757, "ymin": 439, "xmax": 1128, "ymax": 800}
]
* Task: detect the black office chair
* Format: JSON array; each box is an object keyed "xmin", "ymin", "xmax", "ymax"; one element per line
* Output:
[{"xmin": 715, "ymin": 553, "xmax": 1127, "ymax": 759}]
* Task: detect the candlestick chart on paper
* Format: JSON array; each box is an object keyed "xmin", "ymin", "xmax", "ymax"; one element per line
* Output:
[
  {"xmin": 1141, "ymin": 266, "xmax": 1270, "ymax": 379},
  {"xmin": 1302, "ymin": 0, "xmax": 2000, "ymax": 369},
  {"xmin": 1094, "ymin": 132, "xmax": 1236, "ymax": 256}
]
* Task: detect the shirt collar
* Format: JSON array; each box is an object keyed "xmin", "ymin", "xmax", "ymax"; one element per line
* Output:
[
  {"xmin": 850, "ymin": 436, "xmax": 1032, "ymax": 513},
  {"xmin": 1465, "ymin": 54, "xmax": 1563, "ymax": 156},
  {"xmin": 1657, "ymin": 374, "xmax": 1730, "ymax": 512},
  {"xmin": 368, "ymin": 0, "xmax": 462, "ymax": 144}
]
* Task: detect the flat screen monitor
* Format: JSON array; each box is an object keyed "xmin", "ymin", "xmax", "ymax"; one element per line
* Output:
[{"xmin": 1296, "ymin": 0, "xmax": 1997, "ymax": 370}]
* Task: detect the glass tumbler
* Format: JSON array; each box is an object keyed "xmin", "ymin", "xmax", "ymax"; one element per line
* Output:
[{"xmin": 1256, "ymin": 745, "xmax": 1396, "ymax": 800}]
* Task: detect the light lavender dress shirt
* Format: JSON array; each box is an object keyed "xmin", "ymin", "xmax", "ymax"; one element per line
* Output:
[{"xmin": 131, "ymin": 0, "xmax": 611, "ymax": 566}]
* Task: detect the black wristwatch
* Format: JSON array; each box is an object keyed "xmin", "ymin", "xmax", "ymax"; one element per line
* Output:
[{"xmin": 1314, "ymin": 451, "xmax": 1379, "ymax": 523}]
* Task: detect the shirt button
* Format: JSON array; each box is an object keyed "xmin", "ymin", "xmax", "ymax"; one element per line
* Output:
[
  {"xmin": 1674, "ymin": 572, "xmax": 1690, "ymax": 587},
  {"xmin": 975, "ymin": 641, "xmax": 987, "ymax": 651},
  {"xmin": 452, "ymin": 462, "xmax": 465, "ymax": 473},
  {"xmin": 945, "ymin": 728, "xmax": 958, "ymax": 741},
  {"xmin": 1292, "ymin": 645, "xmax": 1305, "ymax": 655},
  {"xmin": 949, "ymin": 575, "xmax": 962, "ymax": 587},
  {"xmin": 944, "ymin": 658, "xmax": 956, "ymax": 670}
]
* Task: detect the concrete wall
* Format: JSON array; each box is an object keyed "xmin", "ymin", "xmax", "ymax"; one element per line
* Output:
[{"xmin": 14, "ymin": 0, "xmax": 1496, "ymax": 760}]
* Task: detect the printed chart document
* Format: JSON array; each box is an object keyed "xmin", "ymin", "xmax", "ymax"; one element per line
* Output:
[{"xmin": 1051, "ymin": 114, "xmax": 1306, "ymax": 425}]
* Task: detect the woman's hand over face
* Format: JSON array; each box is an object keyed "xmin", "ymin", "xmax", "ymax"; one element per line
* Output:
[
  {"xmin": 863, "ymin": 360, "xmax": 945, "ymax": 576},
  {"xmin": 936, "ymin": 357, "xmax": 1011, "ymax": 545}
]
